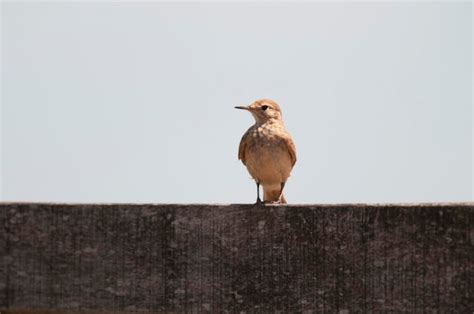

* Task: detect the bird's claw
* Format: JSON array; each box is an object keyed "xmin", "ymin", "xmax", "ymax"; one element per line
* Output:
[{"xmin": 267, "ymin": 200, "xmax": 282, "ymax": 205}]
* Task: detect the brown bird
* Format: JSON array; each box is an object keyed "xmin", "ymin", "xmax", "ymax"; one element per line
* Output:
[{"xmin": 235, "ymin": 99, "xmax": 297, "ymax": 204}]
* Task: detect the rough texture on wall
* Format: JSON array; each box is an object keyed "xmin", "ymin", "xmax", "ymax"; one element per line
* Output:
[{"xmin": 0, "ymin": 203, "xmax": 473, "ymax": 312}]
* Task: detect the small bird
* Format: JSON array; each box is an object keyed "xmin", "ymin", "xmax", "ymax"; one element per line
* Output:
[{"xmin": 235, "ymin": 99, "xmax": 297, "ymax": 204}]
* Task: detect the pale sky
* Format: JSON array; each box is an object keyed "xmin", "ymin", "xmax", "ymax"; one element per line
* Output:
[{"xmin": 1, "ymin": 2, "xmax": 472, "ymax": 203}]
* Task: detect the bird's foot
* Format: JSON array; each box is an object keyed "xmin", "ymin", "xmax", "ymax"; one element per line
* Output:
[
  {"xmin": 255, "ymin": 197, "xmax": 263, "ymax": 206},
  {"xmin": 268, "ymin": 200, "xmax": 283, "ymax": 205},
  {"xmin": 261, "ymin": 200, "xmax": 283, "ymax": 205}
]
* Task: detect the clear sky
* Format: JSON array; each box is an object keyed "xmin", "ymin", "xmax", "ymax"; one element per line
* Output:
[{"xmin": 1, "ymin": 2, "xmax": 472, "ymax": 204}]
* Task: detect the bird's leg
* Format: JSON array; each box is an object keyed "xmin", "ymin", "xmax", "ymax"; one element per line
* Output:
[
  {"xmin": 278, "ymin": 182, "xmax": 286, "ymax": 204},
  {"xmin": 255, "ymin": 182, "xmax": 262, "ymax": 205}
]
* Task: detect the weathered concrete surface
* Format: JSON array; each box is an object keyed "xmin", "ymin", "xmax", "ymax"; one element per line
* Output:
[{"xmin": 0, "ymin": 203, "xmax": 473, "ymax": 312}]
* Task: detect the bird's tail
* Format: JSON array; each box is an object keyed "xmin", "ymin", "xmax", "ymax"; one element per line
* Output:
[{"xmin": 263, "ymin": 188, "xmax": 287, "ymax": 204}]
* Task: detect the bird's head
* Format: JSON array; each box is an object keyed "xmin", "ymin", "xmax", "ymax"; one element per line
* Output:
[{"xmin": 235, "ymin": 99, "xmax": 282, "ymax": 124}]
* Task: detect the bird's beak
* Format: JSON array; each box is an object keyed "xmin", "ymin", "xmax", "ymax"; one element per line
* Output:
[{"xmin": 234, "ymin": 106, "xmax": 249, "ymax": 111}]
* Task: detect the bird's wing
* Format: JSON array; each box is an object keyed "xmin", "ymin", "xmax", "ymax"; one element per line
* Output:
[
  {"xmin": 238, "ymin": 133, "xmax": 249, "ymax": 165},
  {"xmin": 284, "ymin": 135, "xmax": 297, "ymax": 167}
]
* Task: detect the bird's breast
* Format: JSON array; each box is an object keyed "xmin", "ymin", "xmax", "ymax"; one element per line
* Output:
[{"xmin": 243, "ymin": 125, "xmax": 293, "ymax": 184}]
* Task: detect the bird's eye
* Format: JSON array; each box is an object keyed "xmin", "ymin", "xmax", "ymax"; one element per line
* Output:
[{"xmin": 261, "ymin": 105, "xmax": 268, "ymax": 111}]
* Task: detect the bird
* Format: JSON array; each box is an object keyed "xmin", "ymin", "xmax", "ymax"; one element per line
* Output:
[{"xmin": 235, "ymin": 99, "xmax": 296, "ymax": 204}]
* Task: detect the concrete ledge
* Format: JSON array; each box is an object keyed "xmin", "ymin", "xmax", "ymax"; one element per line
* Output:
[{"xmin": 0, "ymin": 203, "xmax": 473, "ymax": 312}]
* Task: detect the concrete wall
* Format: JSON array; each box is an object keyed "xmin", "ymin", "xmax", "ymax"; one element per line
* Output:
[{"xmin": 0, "ymin": 203, "xmax": 473, "ymax": 312}]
